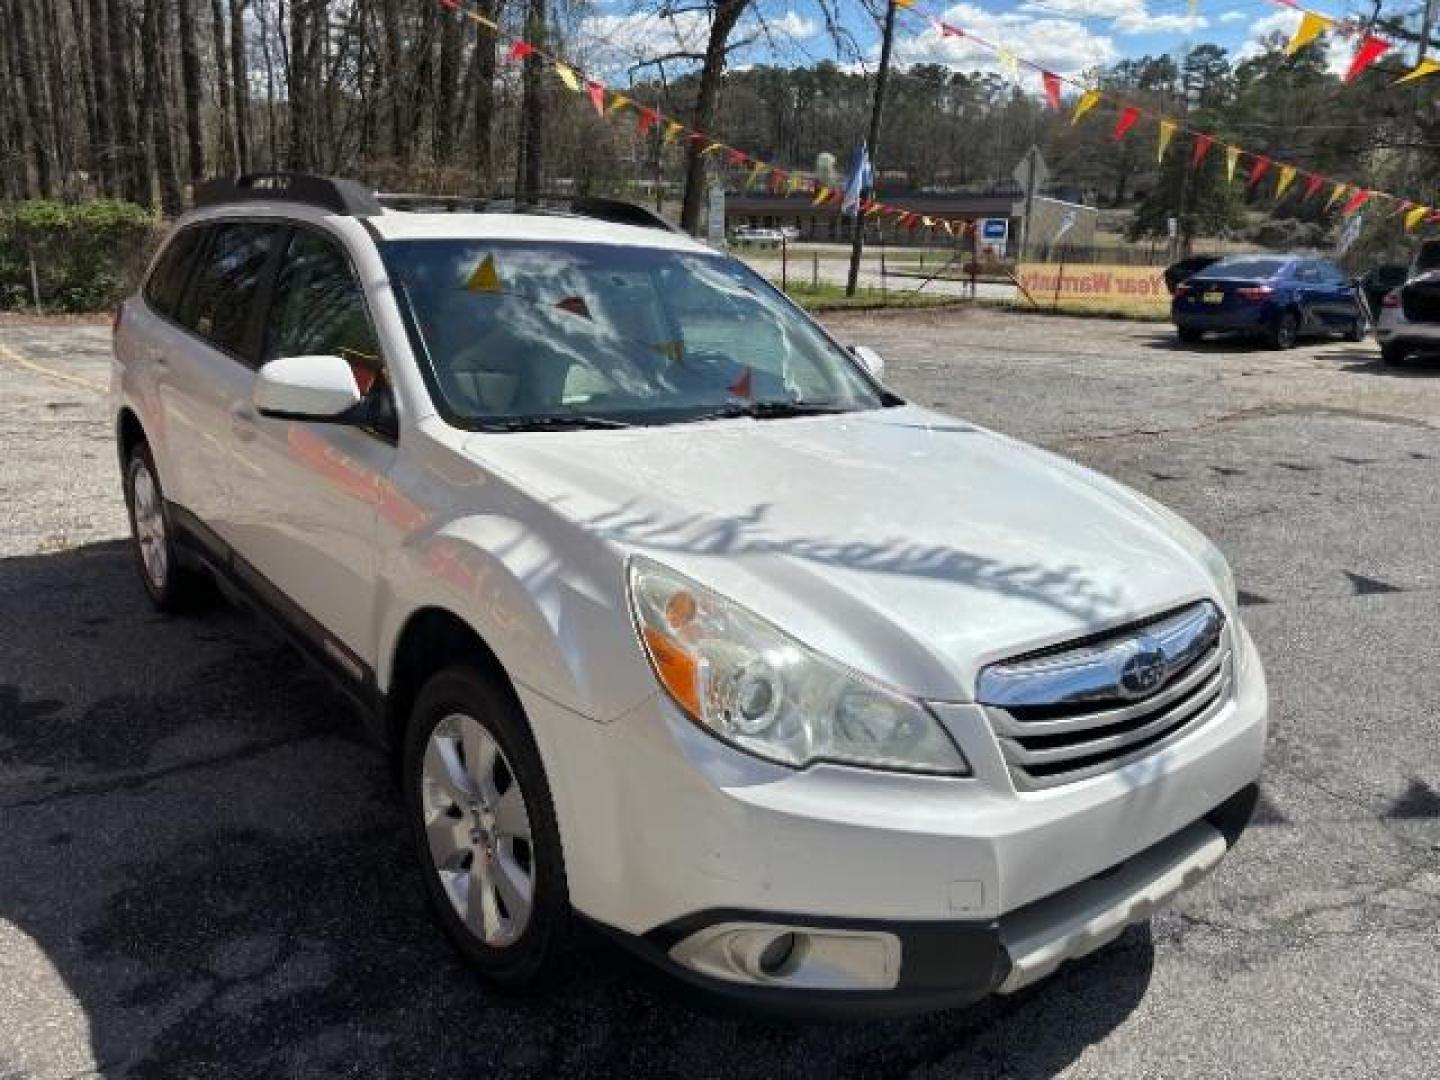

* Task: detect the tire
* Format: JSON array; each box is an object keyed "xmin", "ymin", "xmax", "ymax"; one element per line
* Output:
[
  {"xmin": 403, "ymin": 665, "xmax": 571, "ymax": 988},
  {"xmin": 1346, "ymin": 316, "xmax": 1367, "ymax": 343},
  {"xmin": 1176, "ymin": 326, "xmax": 1203, "ymax": 344},
  {"xmin": 1268, "ymin": 310, "xmax": 1299, "ymax": 350},
  {"xmin": 1381, "ymin": 341, "xmax": 1409, "ymax": 365},
  {"xmin": 122, "ymin": 441, "xmax": 206, "ymax": 612}
]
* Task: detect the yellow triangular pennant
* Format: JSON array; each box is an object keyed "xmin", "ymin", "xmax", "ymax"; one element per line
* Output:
[
  {"xmin": 1285, "ymin": 11, "xmax": 1332, "ymax": 57},
  {"xmin": 997, "ymin": 48, "xmax": 1020, "ymax": 84},
  {"xmin": 1225, "ymin": 145, "xmax": 1240, "ymax": 184},
  {"xmin": 1325, "ymin": 183, "xmax": 1350, "ymax": 212},
  {"xmin": 1395, "ymin": 57, "xmax": 1440, "ymax": 84},
  {"xmin": 1275, "ymin": 165, "xmax": 1297, "ymax": 199},
  {"xmin": 1406, "ymin": 205, "xmax": 1430, "ymax": 231},
  {"xmin": 662, "ymin": 121, "xmax": 683, "ymax": 144},
  {"xmin": 466, "ymin": 255, "xmax": 502, "ymax": 293},
  {"xmin": 1157, "ymin": 119, "xmax": 1177, "ymax": 162},
  {"xmin": 607, "ymin": 93, "xmax": 632, "ymax": 115},
  {"xmin": 553, "ymin": 63, "xmax": 581, "ymax": 92},
  {"xmin": 812, "ymin": 186, "xmax": 831, "ymax": 206},
  {"xmin": 1072, "ymin": 89, "xmax": 1101, "ymax": 124}
]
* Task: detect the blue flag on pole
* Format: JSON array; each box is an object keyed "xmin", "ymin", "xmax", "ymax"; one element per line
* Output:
[{"xmin": 842, "ymin": 143, "xmax": 873, "ymax": 217}]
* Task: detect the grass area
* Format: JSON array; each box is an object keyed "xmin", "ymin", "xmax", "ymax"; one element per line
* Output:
[
  {"xmin": 776, "ymin": 281, "xmax": 969, "ymax": 312},
  {"xmin": 1014, "ymin": 296, "xmax": 1171, "ymax": 322}
]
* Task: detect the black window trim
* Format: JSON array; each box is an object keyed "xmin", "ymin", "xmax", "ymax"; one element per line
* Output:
[{"xmin": 142, "ymin": 223, "xmax": 208, "ymax": 318}]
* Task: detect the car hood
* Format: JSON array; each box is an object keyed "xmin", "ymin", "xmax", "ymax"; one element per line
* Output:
[{"xmin": 464, "ymin": 405, "xmax": 1223, "ymax": 701}]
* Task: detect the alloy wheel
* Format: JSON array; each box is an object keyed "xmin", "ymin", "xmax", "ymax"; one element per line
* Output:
[
  {"xmin": 131, "ymin": 460, "xmax": 168, "ymax": 591},
  {"xmin": 421, "ymin": 713, "xmax": 535, "ymax": 948}
]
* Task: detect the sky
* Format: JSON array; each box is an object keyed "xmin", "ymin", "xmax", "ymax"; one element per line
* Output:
[{"xmin": 576, "ymin": 0, "xmax": 1381, "ymax": 87}]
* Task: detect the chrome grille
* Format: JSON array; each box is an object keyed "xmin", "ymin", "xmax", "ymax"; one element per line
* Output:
[{"xmin": 977, "ymin": 602, "xmax": 1232, "ymax": 791}]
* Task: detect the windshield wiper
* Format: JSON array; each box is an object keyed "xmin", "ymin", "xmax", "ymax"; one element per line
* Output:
[
  {"xmin": 689, "ymin": 400, "xmax": 853, "ymax": 422},
  {"xmin": 475, "ymin": 414, "xmax": 632, "ymax": 431}
]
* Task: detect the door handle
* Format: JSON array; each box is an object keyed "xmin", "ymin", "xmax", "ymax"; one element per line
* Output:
[{"xmin": 230, "ymin": 402, "xmax": 258, "ymax": 443}]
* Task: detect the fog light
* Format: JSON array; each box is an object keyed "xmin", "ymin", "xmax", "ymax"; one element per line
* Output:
[{"xmin": 758, "ymin": 932, "xmax": 797, "ymax": 976}]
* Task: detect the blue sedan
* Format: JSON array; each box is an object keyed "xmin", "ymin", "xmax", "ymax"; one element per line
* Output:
[{"xmin": 1172, "ymin": 254, "xmax": 1367, "ymax": 349}]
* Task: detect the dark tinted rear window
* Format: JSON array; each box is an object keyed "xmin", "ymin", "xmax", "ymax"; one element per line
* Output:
[
  {"xmin": 143, "ymin": 226, "xmax": 206, "ymax": 317},
  {"xmin": 176, "ymin": 223, "xmax": 279, "ymax": 356},
  {"xmin": 1414, "ymin": 243, "xmax": 1440, "ymax": 273},
  {"xmin": 1202, "ymin": 257, "xmax": 1288, "ymax": 280}
]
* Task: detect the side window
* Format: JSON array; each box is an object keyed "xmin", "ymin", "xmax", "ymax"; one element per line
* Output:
[
  {"xmin": 1295, "ymin": 262, "xmax": 1320, "ymax": 284},
  {"xmin": 1318, "ymin": 261, "xmax": 1347, "ymax": 285},
  {"xmin": 265, "ymin": 230, "xmax": 383, "ymax": 389},
  {"xmin": 143, "ymin": 226, "xmax": 206, "ymax": 318},
  {"xmin": 176, "ymin": 223, "xmax": 279, "ymax": 357}
]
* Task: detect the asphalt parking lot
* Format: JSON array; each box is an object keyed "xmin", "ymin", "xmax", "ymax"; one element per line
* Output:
[{"xmin": 2, "ymin": 309, "xmax": 1438, "ymax": 1079}]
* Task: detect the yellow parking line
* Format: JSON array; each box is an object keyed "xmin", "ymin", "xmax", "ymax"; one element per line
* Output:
[{"xmin": 0, "ymin": 341, "xmax": 105, "ymax": 392}]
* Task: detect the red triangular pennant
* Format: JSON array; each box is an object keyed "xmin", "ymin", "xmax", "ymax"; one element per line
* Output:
[
  {"xmin": 1247, "ymin": 155, "xmax": 1271, "ymax": 187},
  {"xmin": 1112, "ymin": 107, "xmax": 1140, "ymax": 141},
  {"xmin": 585, "ymin": 80, "xmax": 605, "ymax": 116},
  {"xmin": 636, "ymin": 108, "xmax": 659, "ymax": 136},
  {"xmin": 1344, "ymin": 35, "xmax": 1391, "ymax": 82},
  {"xmin": 727, "ymin": 148, "xmax": 747, "ymax": 166},
  {"xmin": 1302, "ymin": 174, "xmax": 1325, "ymax": 200},
  {"xmin": 939, "ymin": 21, "xmax": 963, "ymax": 37},
  {"xmin": 507, "ymin": 40, "xmax": 536, "ymax": 62},
  {"xmin": 1191, "ymin": 133, "xmax": 1213, "ymax": 169},
  {"xmin": 1340, "ymin": 189, "xmax": 1372, "ymax": 215},
  {"xmin": 1042, "ymin": 71, "xmax": 1062, "ymax": 111}
]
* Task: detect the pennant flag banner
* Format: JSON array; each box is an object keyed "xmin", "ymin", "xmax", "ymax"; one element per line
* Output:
[
  {"xmin": 606, "ymin": 93, "xmax": 630, "ymax": 116},
  {"xmin": 1406, "ymin": 205, "xmax": 1430, "ymax": 231},
  {"xmin": 1157, "ymin": 119, "xmax": 1177, "ymax": 162},
  {"xmin": 1042, "ymin": 71, "xmax": 1063, "ymax": 111},
  {"xmin": 1192, "ymin": 133, "xmax": 1213, "ymax": 168},
  {"xmin": 1344, "ymin": 35, "xmax": 1391, "ymax": 82},
  {"xmin": 1225, "ymin": 144, "xmax": 1241, "ymax": 184},
  {"xmin": 1340, "ymin": 189, "xmax": 1372, "ymax": 215},
  {"xmin": 1247, "ymin": 155, "xmax": 1271, "ymax": 188},
  {"xmin": 1286, "ymin": 11, "xmax": 1331, "ymax": 56},
  {"xmin": 585, "ymin": 80, "xmax": 606, "ymax": 116},
  {"xmin": 507, "ymin": 40, "xmax": 535, "ymax": 62},
  {"xmin": 1396, "ymin": 58, "xmax": 1440, "ymax": 84},
  {"xmin": 1072, "ymin": 89, "xmax": 1102, "ymax": 124},
  {"xmin": 1303, "ymin": 173, "xmax": 1326, "ymax": 200},
  {"xmin": 1113, "ymin": 106, "xmax": 1141, "ymax": 141},
  {"xmin": 997, "ymin": 48, "xmax": 1020, "ymax": 84},
  {"xmin": 636, "ymin": 108, "xmax": 658, "ymax": 136},
  {"xmin": 554, "ymin": 63, "xmax": 580, "ymax": 92},
  {"xmin": 1275, "ymin": 165, "xmax": 1297, "ymax": 199},
  {"xmin": 1326, "ymin": 183, "xmax": 1350, "ymax": 212}
]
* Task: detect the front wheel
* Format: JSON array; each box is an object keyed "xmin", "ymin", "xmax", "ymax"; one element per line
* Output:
[
  {"xmin": 403, "ymin": 666, "xmax": 571, "ymax": 988},
  {"xmin": 1268, "ymin": 310, "xmax": 1299, "ymax": 350},
  {"xmin": 1380, "ymin": 341, "xmax": 1409, "ymax": 365}
]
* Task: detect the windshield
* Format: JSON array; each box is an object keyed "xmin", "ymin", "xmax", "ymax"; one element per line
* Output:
[
  {"xmin": 382, "ymin": 239, "xmax": 887, "ymax": 428},
  {"xmin": 1200, "ymin": 256, "xmax": 1289, "ymax": 281}
]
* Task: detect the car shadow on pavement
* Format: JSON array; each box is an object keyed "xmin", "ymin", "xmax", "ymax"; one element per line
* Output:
[
  {"xmin": 1328, "ymin": 350, "xmax": 1440, "ymax": 376},
  {"xmin": 0, "ymin": 541, "xmax": 1153, "ymax": 1079},
  {"xmin": 1139, "ymin": 332, "xmax": 1276, "ymax": 354}
]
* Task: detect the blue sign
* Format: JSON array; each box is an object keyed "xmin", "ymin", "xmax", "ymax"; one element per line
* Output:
[{"xmin": 981, "ymin": 218, "xmax": 1009, "ymax": 241}]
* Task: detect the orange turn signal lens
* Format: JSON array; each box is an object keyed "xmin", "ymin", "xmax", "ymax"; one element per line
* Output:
[{"xmin": 642, "ymin": 626, "xmax": 701, "ymax": 719}]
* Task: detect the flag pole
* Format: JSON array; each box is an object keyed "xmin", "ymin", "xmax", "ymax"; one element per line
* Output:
[{"xmin": 846, "ymin": 0, "xmax": 899, "ymax": 298}]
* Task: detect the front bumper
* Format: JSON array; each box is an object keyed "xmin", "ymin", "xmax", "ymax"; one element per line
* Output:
[{"xmin": 587, "ymin": 785, "xmax": 1258, "ymax": 1018}]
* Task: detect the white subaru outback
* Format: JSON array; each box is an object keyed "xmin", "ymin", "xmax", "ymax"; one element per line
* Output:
[{"xmin": 112, "ymin": 174, "xmax": 1267, "ymax": 1017}]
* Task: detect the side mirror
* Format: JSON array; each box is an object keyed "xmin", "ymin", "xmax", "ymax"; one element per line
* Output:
[
  {"xmin": 254, "ymin": 355, "xmax": 362, "ymax": 421},
  {"xmin": 850, "ymin": 344, "xmax": 885, "ymax": 382}
]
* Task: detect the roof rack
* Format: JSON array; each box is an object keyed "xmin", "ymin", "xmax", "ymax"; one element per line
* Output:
[
  {"xmin": 374, "ymin": 191, "xmax": 683, "ymax": 235},
  {"xmin": 193, "ymin": 173, "xmax": 384, "ymax": 216},
  {"xmin": 193, "ymin": 173, "xmax": 684, "ymax": 236}
]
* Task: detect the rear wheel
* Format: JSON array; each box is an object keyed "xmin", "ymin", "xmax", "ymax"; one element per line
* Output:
[
  {"xmin": 1176, "ymin": 326, "xmax": 1203, "ymax": 344},
  {"xmin": 1345, "ymin": 316, "xmax": 1367, "ymax": 342},
  {"xmin": 1381, "ymin": 341, "xmax": 1409, "ymax": 365},
  {"xmin": 123, "ymin": 442, "xmax": 206, "ymax": 612},
  {"xmin": 403, "ymin": 666, "xmax": 571, "ymax": 988},
  {"xmin": 1268, "ymin": 310, "xmax": 1299, "ymax": 350}
]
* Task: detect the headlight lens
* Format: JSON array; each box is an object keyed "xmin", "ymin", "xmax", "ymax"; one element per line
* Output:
[{"xmin": 628, "ymin": 557, "xmax": 968, "ymax": 775}]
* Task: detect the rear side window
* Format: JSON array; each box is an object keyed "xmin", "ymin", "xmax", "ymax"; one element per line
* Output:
[
  {"xmin": 143, "ymin": 226, "xmax": 205, "ymax": 318},
  {"xmin": 176, "ymin": 223, "xmax": 279, "ymax": 356}
]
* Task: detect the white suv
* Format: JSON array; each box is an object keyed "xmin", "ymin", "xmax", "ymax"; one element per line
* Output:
[{"xmin": 113, "ymin": 174, "xmax": 1267, "ymax": 1016}]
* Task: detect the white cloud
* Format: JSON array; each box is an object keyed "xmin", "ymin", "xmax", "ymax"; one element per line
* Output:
[
  {"xmin": 1019, "ymin": 0, "xmax": 1205, "ymax": 35},
  {"xmin": 1237, "ymin": 8, "xmax": 1347, "ymax": 75},
  {"xmin": 580, "ymin": 11, "xmax": 712, "ymax": 69},
  {"xmin": 896, "ymin": 2, "xmax": 1117, "ymax": 77},
  {"xmin": 1219, "ymin": 10, "xmax": 1247, "ymax": 23},
  {"xmin": 760, "ymin": 12, "xmax": 819, "ymax": 40}
]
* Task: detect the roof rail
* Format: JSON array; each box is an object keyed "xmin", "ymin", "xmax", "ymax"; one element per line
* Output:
[
  {"xmin": 193, "ymin": 173, "xmax": 383, "ymax": 216},
  {"xmin": 374, "ymin": 190, "xmax": 683, "ymax": 234}
]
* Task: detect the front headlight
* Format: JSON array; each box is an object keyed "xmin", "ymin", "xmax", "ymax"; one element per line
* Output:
[{"xmin": 628, "ymin": 557, "xmax": 968, "ymax": 775}]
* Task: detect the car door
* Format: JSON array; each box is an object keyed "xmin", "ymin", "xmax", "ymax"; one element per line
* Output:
[
  {"xmin": 227, "ymin": 225, "xmax": 398, "ymax": 667},
  {"xmin": 1316, "ymin": 259, "xmax": 1360, "ymax": 326},
  {"xmin": 1289, "ymin": 260, "xmax": 1328, "ymax": 331},
  {"xmin": 152, "ymin": 221, "xmax": 282, "ymax": 533}
]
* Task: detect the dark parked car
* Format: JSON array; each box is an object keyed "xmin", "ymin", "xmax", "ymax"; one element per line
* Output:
[
  {"xmin": 1172, "ymin": 254, "xmax": 1367, "ymax": 349},
  {"xmin": 1357, "ymin": 263, "xmax": 1409, "ymax": 321},
  {"xmin": 1163, "ymin": 254, "xmax": 1222, "ymax": 295}
]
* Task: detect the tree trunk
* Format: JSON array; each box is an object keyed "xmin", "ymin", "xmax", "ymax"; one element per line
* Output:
[
  {"xmin": 177, "ymin": 0, "xmax": 206, "ymax": 180},
  {"xmin": 229, "ymin": 0, "xmax": 251, "ymax": 171},
  {"xmin": 514, "ymin": 0, "xmax": 544, "ymax": 201},
  {"xmin": 87, "ymin": 0, "xmax": 115, "ymax": 193},
  {"xmin": 434, "ymin": 3, "xmax": 462, "ymax": 168},
  {"xmin": 679, "ymin": 0, "xmax": 749, "ymax": 235},
  {"xmin": 210, "ymin": 0, "xmax": 235, "ymax": 173},
  {"xmin": 9, "ymin": 0, "xmax": 59, "ymax": 195},
  {"xmin": 107, "ymin": 0, "xmax": 143, "ymax": 201},
  {"xmin": 470, "ymin": 0, "xmax": 500, "ymax": 191}
]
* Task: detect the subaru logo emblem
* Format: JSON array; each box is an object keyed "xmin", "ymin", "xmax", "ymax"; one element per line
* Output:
[{"xmin": 1119, "ymin": 638, "xmax": 1168, "ymax": 698}]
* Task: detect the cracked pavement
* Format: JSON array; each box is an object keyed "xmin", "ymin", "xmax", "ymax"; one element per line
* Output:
[{"xmin": 1, "ymin": 309, "xmax": 1438, "ymax": 1078}]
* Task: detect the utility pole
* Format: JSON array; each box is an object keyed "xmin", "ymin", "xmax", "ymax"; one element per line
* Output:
[{"xmin": 845, "ymin": 0, "xmax": 899, "ymax": 297}]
